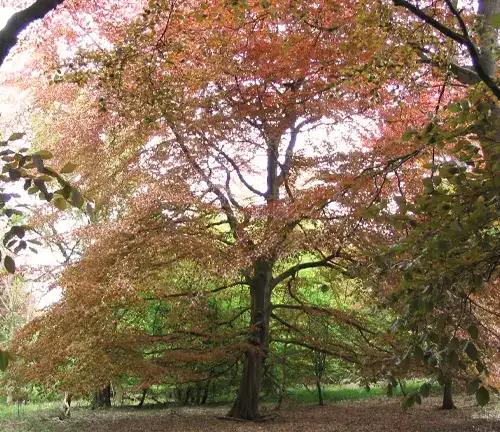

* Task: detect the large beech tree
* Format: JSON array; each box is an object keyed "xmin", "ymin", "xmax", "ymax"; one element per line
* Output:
[{"xmin": 7, "ymin": 0, "xmax": 479, "ymax": 420}]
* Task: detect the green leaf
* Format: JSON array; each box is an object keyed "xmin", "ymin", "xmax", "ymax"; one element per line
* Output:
[
  {"xmin": 402, "ymin": 128, "xmax": 416, "ymax": 142},
  {"xmin": 437, "ymin": 239, "xmax": 452, "ymax": 253},
  {"xmin": 4, "ymin": 255, "xmax": 15, "ymax": 274},
  {"xmin": 60, "ymin": 162, "xmax": 77, "ymax": 174},
  {"xmin": 53, "ymin": 196, "xmax": 68, "ymax": 211},
  {"xmin": 437, "ymin": 314, "xmax": 449, "ymax": 331},
  {"xmin": 0, "ymin": 350, "xmax": 9, "ymax": 371},
  {"xmin": 70, "ymin": 188, "xmax": 84, "ymax": 209},
  {"xmin": 476, "ymin": 361, "xmax": 487, "ymax": 373},
  {"xmin": 448, "ymin": 102, "xmax": 462, "ymax": 113},
  {"xmin": 468, "ymin": 324, "xmax": 479, "ymax": 340},
  {"xmin": 467, "ymin": 379, "xmax": 481, "ymax": 395},
  {"xmin": 8, "ymin": 132, "xmax": 25, "ymax": 141},
  {"xmin": 465, "ymin": 341, "xmax": 478, "ymax": 361},
  {"xmin": 414, "ymin": 346, "xmax": 424, "ymax": 362},
  {"xmin": 432, "ymin": 176, "xmax": 442, "ymax": 186},
  {"xmin": 476, "ymin": 386, "xmax": 489, "ymax": 406},
  {"xmin": 488, "ymin": 13, "xmax": 500, "ymax": 28},
  {"xmin": 34, "ymin": 150, "xmax": 53, "ymax": 160},
  {"xmin": 423, "ymin": 177, "xmax": 434, "ymax": 189},
  {"xmin": 420, "ymin": 383, "xmax": 431, "ymax": 397}
]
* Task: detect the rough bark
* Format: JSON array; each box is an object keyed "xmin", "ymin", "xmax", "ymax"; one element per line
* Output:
[
  {"xmin": 228, "ymin": 259, "xmax": 273, "ymax": 420},
  {"xmin": 92, "ymin": 384, "xmax": 112, "ymax": 409},
  {"xmin": 0, "ymin": 0, "xmax": 66, "ymax": 67},
  {"xmin": 442, "ymin": 381, "xmax": 455, "ymax": 410}
]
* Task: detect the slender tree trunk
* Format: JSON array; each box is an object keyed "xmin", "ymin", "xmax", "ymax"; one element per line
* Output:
[
  {"xmin": 92, "ymin": 384, "xmax": 112, "ymax": 409},
  {"xmin": 228, "ymin": 259, "xmax": 273, "ymax": 420},
  {"xmin": 137, "ymin": 388, "xmax": 148, "ymax": 409},
  {"xmin": 183, "ymin": 386, "xmax": 191, "ymax": 405},
  {"xmin": 201, "ymin": 382, "xmax": 210, "ymax": 405},
  {"xmin": 103, "ymin": 384, "xmax": 111, "ymax": 408},
  {"xmin": 442, "ymin": 381, "xmax": 455, "ymax": 410},
  {"xmin": 313, "ymin": 352, "xmax": 326, "ymax": 406},
  {"xmin": 59, "ymin": 392, "xmax": 72, "ymax": 419},
  {"xmin": 316, "ymin": 380, "xmax": 324, "ymax": 406},
  {"xmin": 275, "ymin": 347, "xmax": 287, "ymax": 410}
]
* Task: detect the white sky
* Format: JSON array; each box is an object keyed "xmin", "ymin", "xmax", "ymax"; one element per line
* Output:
[{"xmin": 0, "ymin": 7, "xmax": 68, "ymax": 308}]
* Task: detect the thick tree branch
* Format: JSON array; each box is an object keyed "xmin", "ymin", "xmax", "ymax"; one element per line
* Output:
[
  {"xmin": 277, "ymin": 120, "xmax": 310, "ymax": 186},
  {"xmin": 271, "ymin": 251, "xmax": 346, "ymax": 287},
  {"xmin": 393, "ymin": 0, "xmax": 467, "ymax": 44},
  {"xmin": 270, "ymin": 312, "xmax": 306, "ymax": 335},
  {"xmin": 272, "ymin": 304, "xmax": 377, "ymax": 335},
  {"xmin": 393, "ymin": 0, "xmax": 500, "ymax": 99},
  {"xmin": 0, "ymin": 0, "xmax": 65, "ymax": 67},
  {"xmin": 270, "ymin": 338, "xmax": 359, "ymax": 364},
  {"xmin": 143, "ymin": 281, "xmax": 248, "ymax": 301},
  {"xmin": 213, "ymin": 145, "xmax": 266, "ymax": 197},
  {"xmin": 171, "ymin": 129, "xmax": 241, "ymax": 238}
]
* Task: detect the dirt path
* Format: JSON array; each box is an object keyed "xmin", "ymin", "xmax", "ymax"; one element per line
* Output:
[{"xmin": 2, "ymin": 396, "xmax": 499, "ymax": 432}]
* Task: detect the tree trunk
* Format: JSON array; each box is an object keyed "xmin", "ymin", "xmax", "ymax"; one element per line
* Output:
[
  {"xmin": 201, "ymin": 382, "xmax": 210, "ymax": 405},
  {"xmin": 137, "ymin": 388, "xmax": 148, "ymax": 409},
  {"xmin": 228, "ymin": 259, "xmax": 273, "ymax": 420},
  {"xmin": 316, "ymin": 380, "xmax": 324, "ymax": 406},
  {"xmin": 313, "ymin": 352, "xmax": 326, "ymax": 406},
  {"xmin": 182, "ymin": 386, "xmax": 191, "ymax": 405},
  {"xmin": 92, "ymin": 384, "xmax": 111, "ymax": 409},
  {"xmin": 275, "ymin": 347, "xmax": 287, "ymax": 410},
  {"xmin": 59, "ymin": 392, "xmax": 72, "ymax": 419},
  {"xmin": 442, "ymin": 381, "xmax": 455, "ymax": 410}
]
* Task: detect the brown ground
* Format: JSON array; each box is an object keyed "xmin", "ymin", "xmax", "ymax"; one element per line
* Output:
[{"xmin": 2, "ymin": 396, "xmax": 499, "ymax": 432}]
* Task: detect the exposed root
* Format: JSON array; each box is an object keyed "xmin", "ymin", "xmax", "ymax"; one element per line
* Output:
[{"xmin": 217, "ymin": 411, "xmax": 280, "ymax": 423}]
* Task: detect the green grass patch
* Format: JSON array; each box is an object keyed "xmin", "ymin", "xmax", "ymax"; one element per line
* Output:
[
  {"xmin": 0, "ymin": 401, "xmax": 61, "ymax": 419},
  {"xmin": 288, "ymin": 380, "xmax": 441, "ymax": 404}
]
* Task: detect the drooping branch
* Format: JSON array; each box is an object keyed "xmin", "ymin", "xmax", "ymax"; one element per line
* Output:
[
  {"xmin": 212, "ymin": 145, "xmax": 266, "ymax": 198},
  {"xmin": 0, "ymin": 0, "xmax": 66, "ymax": 67},
  {"xmin": 277, "ymin": 119, "xmax": 310, "ymax": 187},
  {"xmin": 271, "ymin": 251, "xmax": 346, "ymax": 287},
  {"xmin": 393, "ymin": 0, "xmax": 467, "ymax": 44},
  {"xmin": 270, "ymin": 339, "xmax": 359, "ymax": 364},
  {"xmin": 270, "ymin": 312, "xmax": 306, "ymax": 335},
  {"xmin": 271, "ymin": 304, "xmax": 377, "ymax": 335},
  {"xmin": 171, "ymin": 129, "xmax": 241, "ymax": 238},
  {"xmin": 143, "ymin": 281, "xmax": 248, "ymax": 301}
]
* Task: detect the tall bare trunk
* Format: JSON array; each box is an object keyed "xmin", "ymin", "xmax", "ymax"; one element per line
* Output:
[
  {"xmin": 137, "ymin": 388, "xmax": 148, "ymax": 409},
  {"xmin": 316, "ymin": 380, "xmax": 324, "ymax": 406},
  {"xmin": 228, "ymin": 259, "xmax": 273, "ymax": 420},
  {"xmin": 442, "ymin": 380, "xmax": 454, "ymax": 410},
  {"xmin": 59, "ymin": 392, "xmax": 72, "ymax": 419},
  {"xmin": 275, "ymin": 345, "xmax": 287, "ymax": 410},
  {"xmin": 92, "ymin": 384, "xmax": 111, "ymax": 409}
]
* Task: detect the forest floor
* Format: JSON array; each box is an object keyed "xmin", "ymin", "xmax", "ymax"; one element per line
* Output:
[{"xmin": 0, "ymin": 395, "xmax": 499, "ymax": 432}]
